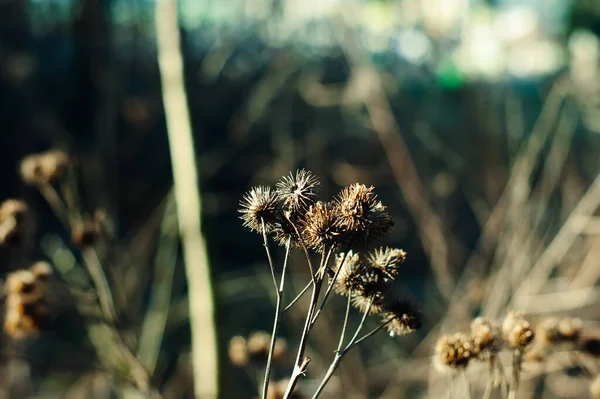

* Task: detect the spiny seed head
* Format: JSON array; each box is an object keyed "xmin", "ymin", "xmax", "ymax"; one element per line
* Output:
[
  {"xmin": 239, "ymin": 186, "xmax": 280, "ymax": 233},
  {"xmin": 228, "ymin": 336, "xmax": 249, "ymax": 367},
  {"xmin": 20, "ymin": 150, "xmax": 69, "ymax": 185},
  {"xmin": 434, "ymin": 333, "xmax": 474, "ymax": 373},
  {"xmin": 4, "ymin": 294, "xmax": 47, "ymax": 339},
  {"xmin": 272, "ymin": 338, "xmax": 288, "ymax": 364},
  {"xmin": 0, "ymin": 199, "xmax": 30, "ymax": 246},
  {"xmin": 247, "ymin": 331, "xmax": 271, "ymax": 360},
  {"xmin": 502, "ymin": 310, "xmax": 535, "ymax": 350},
  {"xmin": 381, "ymin": 297, "xmax": 421, "ymax": 337},
  {"xmin": 30, "ymin": 262, "xmax": 53, "ymax": 283},
  {"xmin": 302, "ymin": 201, "xmax": 343, "ymax": 252},
  {"xmin": 332, "ymin": 251, "xmax": 362, "ymax": 296},
  {"xmin": 470, "ymin": 317, "xmax": 503, "ymax": 359},
  {"xmin": 5, "ymin": 270, "xmax": 37, "ymax": 296},
  {"xmin": 272, "ymin": 209, "xmax": 304, "ymax": 248},
  {"xmin": 367, "ymin": 247, "xmax": 406, "ymax": 279},
  {"xmin": 335, "ymin": 184, "xmax": 393, "ymax": 249},
  {"xmin": 72, "ymin": 221, "xmax": 100, "ymax": 248},
  {"xmin": 350, "ymin": 267, "xmax": 387, "ymax": 315},
  {"xmin": 351, "ymin": 289, "xmax": 386, "ymax": 316},
  {"xmin": 536, "ymin": 317, "xmax": 583, "ymax": 350},
  {"xmin": 275, "ymin": 169, "xmax": 320, "ymax": 213}
]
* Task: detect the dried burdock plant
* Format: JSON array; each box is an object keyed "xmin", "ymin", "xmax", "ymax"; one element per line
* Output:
[
  {"xmin": 276, "ymin": 169, "xmax": 320, "ymax": 214},
  {"xmin": 71, "ymin": 220, "xmax": 100, "ymax": 249},
  {"xmin": 380, "ymin": 296, "xmax": 421, "ymax": 337},
  {"xmin": 228, "ymin": 335, "xmax": 249, "ymax": 367},
  {"xmin": 334, "ymin": 183, "xmax": 393, "ymax": 249},
  {"xmin": 3, "ymin": 263, "xmax": 53, "ymax": 339},
  {"xmin": 239, "ymin": 186, "xmax": 281, "ymax": 234},
  {"xmin": 19, "ymin": 149, "xmax": 69, "ymax": 185},
  {"xmin": 434, "ymin": 333, "xmax": 475, "ymax": 373},
  {"xmin": 0, "ymin": 199, "xmax": 30, "ymax": 246},
  {"xmin": 237, "ymin": 170, "xmax": 420, "ymax": 399}
]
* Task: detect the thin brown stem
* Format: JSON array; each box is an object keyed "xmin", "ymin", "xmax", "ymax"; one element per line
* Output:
[
  {"xmin": 508, "ymin": 350, "xmax": 522, "ymax": 399},
  {"xmin": 283, "ymin": 281, "xmax": 312, "ymax": 313},
  {"xmin": 310, "ymin": 250, "xmax": 348, "ymax": 328},
  {"xmin": 282, "ymin": 252, "xmax": 328, "ymax": 399},
  {"xmin": 262, "ymin": 220, "xmax": 279, "ymax": 293},
  {"xmin": 261, "ymin": 238, "xmax": 291, "ymax": 399}
]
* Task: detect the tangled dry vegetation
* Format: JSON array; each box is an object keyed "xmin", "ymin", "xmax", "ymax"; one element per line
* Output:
[{"xmin": 233, "ymin": 151, "xmax": 600, "ymax": 398}]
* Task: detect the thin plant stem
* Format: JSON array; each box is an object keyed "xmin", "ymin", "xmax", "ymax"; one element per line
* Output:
[
  {"xmin": 496, "ymin": 357, "xmax": 509, "ymax": 398},
  {"xmin": 261, "ymin": 238, "xmax": 291, "ymax": 399},
  {"xmin": 282, "ymin": 251, "xmax": 328, "ymax": 399},
  {"xmin": 38, "ymin": 183, "xmax": 73, "ymax": 229},
  {"xmin": 262, "ymin": 220, "xmax": 279, "ymax": 293},
  {"xmin": 310, "ymin": 251, "xmax": 349, "ymax": 327},
  {"xmin": 81, "ymin": 249, "xmax": 118, "ymax": 323},
  {"xmin": 136, "ymin": 193, "xmax": 178, "ymax": 375},
  {"xmin": 352, "ymin": 318, "xmax": 391, "ymax": 347},
  {"xmin": 482, "ymin": 356, "xmax": 496, "ymax": 399},
  {"xmin": 311, "ymin": 298, "xmax": 374, "ymax": 399},
  {"xmin": 508, "ymin": 350, "xmax": 522, "ymax": 399},
  {"xmin": 156, "ymin": 0, "xmax": 218, "ymax": 395},
  {"xmin": 283, "ymin": 281, "xmax": 312, "ymax": 313},
  {"xmin": 39, "ymin": 182, "xmax": 118, "ymax": 323},
  {"xmin": 462, "ymin": 371, "xmax": 472, "ymax": 399},
  {"xmin": 336, "ymin": 295, "xmax": 352, "ymax": 353}
]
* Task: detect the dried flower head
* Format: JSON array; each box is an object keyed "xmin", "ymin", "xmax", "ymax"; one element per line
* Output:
[
  {"xmin": 367, "ymin": 247, "xmax": 406, "ymax": 279},
  {"xmin": 434, "ymin": 333, "xmax": 474, "ymax": 373},
  {"xmin": 536, "ymin": 317, "xmax": 583, "ymax": 350},
  {"xmin": 247, "ymin": 331, "xmax": 271, "ymax": 360},
  {"xmin": 334, "ymin": 184, "xmax": 393, "ymax": 249},
  {"xmin": 272, "ymin": 338, "xmax": 288, "ymax": 363},
  {"xmin": 30, "ymin": 261, "xmax": 53, "ymax": 283},
  {"xmin": 272, "ymin": 212, "xmax": 304, "ymax": 248},
  {"xmin": 72, "ymin": 221, "xmax": 100, "ymax": 248},
  {"xmin": 0, "ymin": 199, "xmax": 29, "ymax": 246},
  {"xmin": 5, "ymin": 270, "xmax": 37, "ymax": 297},
  {"xmin": 381, "ymin": 296, "xmax": 421, "ymax": 337},
  {"xmin": 332, "ymin": 250, "xmax": 386, "ymax": 314},
  {"xmin": 351, "ymin": 284, "xmax": 386, "ymax": 316},
  {"xmin": 275, "ymin": 169, "xmax": 320, "ymax": 213},
  {"xmin": 228, "ymin": 336, "xmax": 249, "ymax": 367},
  {"xmin": 470, "ymin": 317, "xmax": 503, "ymax": 359},
  {"xmin": 502, "ymin": 310, "xmax": 535, "ymax": 350},
  {"xmin": 4, "ymin": 268, "xmax": 48, "ymax": 339},
  {"xmin": 4, "ymin": 294, "xmax": 47, "ymax": 339},
  {"xmin": 332, "ymin": 251, "xmax": 362, "ymax": 296},
  {"xmin": 20, "ymin": 150, "xmax": 69, "ymax": 185},
  {"xmin": 239, "ymin": 186, "xmax": 280, "ymax": 234},
  {"xmin": 302, "ymin": 201, "xmax": 343, "ymax": 251}
]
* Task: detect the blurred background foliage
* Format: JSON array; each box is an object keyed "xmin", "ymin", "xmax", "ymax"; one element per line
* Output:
[{"xmin": 0, "ymin": 0, "xmax": 600, "ymax": 398}]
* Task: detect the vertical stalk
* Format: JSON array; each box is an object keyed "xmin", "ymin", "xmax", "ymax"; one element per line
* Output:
[
  {"xmin": 155, "ymin": 0, "xmax": 218, "ymax": 396},
  {"xmin": 261, "ymin": 236, "xmax": 291, "ymax": 399}
]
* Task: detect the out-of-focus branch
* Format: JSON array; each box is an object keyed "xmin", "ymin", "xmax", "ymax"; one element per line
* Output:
[
  {"xmin": 333, "ymin": 15, "xmax": 454, "ymax": 300},
  {"xmin": 137, "ymin": 193, "xmax": 178, "ymax": 376},
  {"xmin": 155, "ymin": 0, "xmax": 219, "ymax": 397}
]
